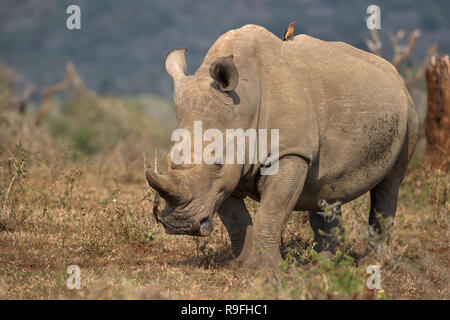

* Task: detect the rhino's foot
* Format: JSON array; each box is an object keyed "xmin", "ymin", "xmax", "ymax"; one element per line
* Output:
[
  {"xmin": 239, "ymin": 250, "xmax": 284, "ymax": 270},
  {"xmin": 367, "ymin": 225, "xmax": 393, "ymax": 254},
  {"xmin": 228, "ymin": 256, "xmax": 246, "ymax": 270},
  {"xmin": 312, "ymin": 240, "xmax": 338, "ymax": 254},
  {"xmin": 228, "ymin": 251, "xmax": 259, "ymax": 270},
  {"xmin": 308, "ymin": 209, "xmax": 342, "ymax": 254}
]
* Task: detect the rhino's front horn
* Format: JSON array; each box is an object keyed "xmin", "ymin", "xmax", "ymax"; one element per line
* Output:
[{"xmin": 146, "ymin": 169, "xmax": 191, "ymax": 206}]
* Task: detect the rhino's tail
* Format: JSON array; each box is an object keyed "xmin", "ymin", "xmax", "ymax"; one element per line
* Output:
[{"xmin": 405, "ymin": 90, "xmax": 419, "ymax": 162}]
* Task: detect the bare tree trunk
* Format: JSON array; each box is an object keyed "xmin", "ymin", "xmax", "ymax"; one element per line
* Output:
[{"xmin": 422, "ymin": 55, "xmax": 450, "ymax": 171}]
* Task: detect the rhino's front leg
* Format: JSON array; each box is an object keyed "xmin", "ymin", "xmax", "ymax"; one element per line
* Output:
[
  {"xmin": 217, "ymin": 196, "xmax": 253, "ymax": 264},
  {"xmin": 242, "ymin": 156, "xmax": 309, "ymax": 269}
]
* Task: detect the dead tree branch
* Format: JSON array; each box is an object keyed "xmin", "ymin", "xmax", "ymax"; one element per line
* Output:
[
  {"xmin": 390, "ymin": 29, "xmax": 421, "ymax": 68},
  {"xmin": 405, "ymin": 43, "xmax": 438, "ymax": 90},
  {"xmin": 366, "ymin": 29, "xmax": 438, "ymax": 91},
  {"xmin": 365, "ymin": 28, "xmax": 382, "ymax": 57},
  {"xmin": 35, "ymin": 62, "xmax": 85, "ymax": 126}
]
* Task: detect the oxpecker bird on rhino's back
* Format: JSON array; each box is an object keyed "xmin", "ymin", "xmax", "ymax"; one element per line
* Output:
[{"xmin": 283, "ymin": 21, "xmax": 296, "ymax": 41}]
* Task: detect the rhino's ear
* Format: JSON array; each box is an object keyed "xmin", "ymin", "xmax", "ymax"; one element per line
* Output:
[
  {"xmin": 209, "ymin": 55, "xmax": 239, "ymax": 92},
  {"xmin": 165, "ymin": 48, "xmax": 187, "ymax": 82}
]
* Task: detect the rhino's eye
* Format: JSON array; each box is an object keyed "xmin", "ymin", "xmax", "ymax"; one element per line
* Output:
[{"xmin": 214, "ymin": 162, "xmax": 224, "ymax": 172}]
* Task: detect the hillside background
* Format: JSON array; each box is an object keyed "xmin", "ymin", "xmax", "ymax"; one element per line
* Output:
[{"xmin": 1, "ymin": 0, "xmax": 449, "ymax": 99}]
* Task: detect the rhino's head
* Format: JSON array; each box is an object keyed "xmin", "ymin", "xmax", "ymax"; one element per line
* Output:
[{"xmin": 146, "ymin": 48, "xmax": 260, "ymax": 237}]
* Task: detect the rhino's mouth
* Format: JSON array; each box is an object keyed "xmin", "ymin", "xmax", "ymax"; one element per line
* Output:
[
  {"xmin": 146, "ymin": 168, "xmax": 217, "ymax": 237},
  {"xmin": 186, "ymin": 215, "xmax": 214, "ymax": 236},
  {"xmin": 159, "ymin": 205, "xmax": 214, "ymax": 237},
  {"xmin": 162, "ymin": 216, "xmax": 213, "ymax": 237}
]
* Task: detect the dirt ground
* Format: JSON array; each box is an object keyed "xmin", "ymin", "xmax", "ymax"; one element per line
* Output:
[{"xmin": 0, "ymin": 145, "xmax": 448, "ymax": 299}]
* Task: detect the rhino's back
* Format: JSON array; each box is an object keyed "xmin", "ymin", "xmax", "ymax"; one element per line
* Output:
[
  {"xmin": 228, "ymin": 26, "xmax": 410, "ymax": 207},
  {"xmin": 282, "ymin": 35, "xmax": 410, "ymax": 207},
  {"xmin": 199, "ymin": 25, "xmax": 410, "ymax": 207}
]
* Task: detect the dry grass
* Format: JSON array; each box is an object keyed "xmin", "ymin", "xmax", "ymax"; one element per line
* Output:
[
  {"xmin": 0, "ymin": 141, "xmax": 448, "ymax": 299},
  {"xmin": 0, "ymin": 64, "xmax": 448, "ymax": 300}
]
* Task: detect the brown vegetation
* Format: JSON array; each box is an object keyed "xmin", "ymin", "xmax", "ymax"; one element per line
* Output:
[
  {"xmin": 0, "ymin": 61, "xmax": 448, "ymax": 299},
  {"xmin": 35, "ymin": 62, "xmax": 87, "ymax": 126},
  {"xmin": 0, "ymin": 151, "xmax": 448, "ymax": 299}
]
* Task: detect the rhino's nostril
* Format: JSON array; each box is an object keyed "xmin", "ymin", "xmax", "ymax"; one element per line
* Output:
[
  {"xmin": 198, "ymin": 216, "xmax": 213, "ymax": 236},
  {"xmin": 200, "ymin": 217, "xmax": 209, "ymax": 225}
]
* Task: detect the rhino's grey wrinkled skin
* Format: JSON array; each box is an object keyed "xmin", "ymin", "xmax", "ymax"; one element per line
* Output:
[{"xmin": 146, "ymin": 25, "xmax": 419, "ymax": 269}]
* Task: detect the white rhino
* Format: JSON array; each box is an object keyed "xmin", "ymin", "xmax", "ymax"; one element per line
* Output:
[{"xmin": 146, "ymin": 25, "xmax": 419, "ymax": 268}]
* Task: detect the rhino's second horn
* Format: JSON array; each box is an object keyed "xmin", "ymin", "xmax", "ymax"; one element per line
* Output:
[{"xmin": 146, "ymin": 169, "xmax": 191, "ymax": 206}]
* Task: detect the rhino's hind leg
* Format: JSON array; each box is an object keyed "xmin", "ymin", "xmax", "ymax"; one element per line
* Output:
[
  {"xmin": 308, "ymin": 205, "xmax": 342, "ymax": 253},
  {"xmin": 368, "ymin": 137, "xmax": 410, "ymax": 244},
  {"xmin": 217, "ymin": 196, "xmax": 253, "ymax": 264}
]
